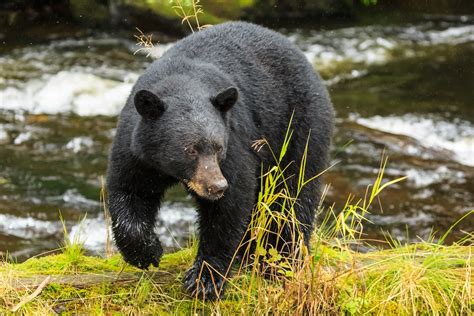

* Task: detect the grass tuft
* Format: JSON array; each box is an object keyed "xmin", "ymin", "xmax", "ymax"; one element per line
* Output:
[
  {"xmin": 170, "ymin": 0, "xmax": 212, "ymax": 33},
  {"xmin": 133, "ymin": 27, "xmax": 157, "ymax": 57}
]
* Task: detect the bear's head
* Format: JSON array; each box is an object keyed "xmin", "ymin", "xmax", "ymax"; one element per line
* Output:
[{"xmin": 130, "ymin": 82, "xmax": 238, "ymax": 201}]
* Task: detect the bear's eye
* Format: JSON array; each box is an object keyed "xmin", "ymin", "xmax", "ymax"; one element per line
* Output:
[
  {"xmin": 185, "ymin": 146, "xmax": 198, "ymax": 157},
  {"xmin": 215, "ymin": 145, "xmax": 224, "ymax": 156}
]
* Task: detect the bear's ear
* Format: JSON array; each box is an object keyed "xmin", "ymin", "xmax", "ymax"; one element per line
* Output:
[
  {"xmin": 134, "ymin": 90, "xmax": 165, "ymax": 119},
  {"xmin": 211, "ymin": 87, "xmax": 238, "ymax": 112}
]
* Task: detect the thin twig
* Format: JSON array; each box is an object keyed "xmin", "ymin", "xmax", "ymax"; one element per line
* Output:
[
  {"xmin": 11, "ymin": 276, "xmax": 51, "ymax": 312},
  {"xmin": 172, "ymin": 0, "xmax": 195, "ymax": 33},
  {"xmin": 133, "ymin": 27, "xmax": 156, "ymax": 57}
]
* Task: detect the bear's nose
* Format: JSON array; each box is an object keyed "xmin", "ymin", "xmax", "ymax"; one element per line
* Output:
[{"xmin": 208, "ymin": 179, "xmax": 228, "ymax": 197}]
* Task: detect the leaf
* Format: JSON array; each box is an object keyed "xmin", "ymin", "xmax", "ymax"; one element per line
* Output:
[
  {"xmin": 267, "ymin": 247, "xmax": 282, "ymax": 263},
  {"xmin": 255, "ymin": 246, "xmax": 267, "ymax": 257}
]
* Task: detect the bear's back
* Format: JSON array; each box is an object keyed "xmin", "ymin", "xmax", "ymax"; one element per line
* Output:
[{"xmin": 160, "ymin": 22, "xmax": 313, "ymax": 84}]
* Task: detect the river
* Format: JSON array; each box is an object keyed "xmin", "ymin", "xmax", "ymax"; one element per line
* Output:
[{"xmin": 0, "ymin": 17, "xmax": 473, "ymax": 260}]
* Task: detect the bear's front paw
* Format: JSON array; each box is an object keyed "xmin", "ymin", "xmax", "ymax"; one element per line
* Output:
[
  {"xmin": 183, "ymin": 259, "xmax": 226, "ymax": 300},
  {"xmin": 120, "ymin": 235, "xmax": 163, "ymax": 270}
]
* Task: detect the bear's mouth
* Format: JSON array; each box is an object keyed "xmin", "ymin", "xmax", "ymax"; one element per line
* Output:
[{"xmin": 182, "ymin": 179, "xmax": 225, "ymax": 201}]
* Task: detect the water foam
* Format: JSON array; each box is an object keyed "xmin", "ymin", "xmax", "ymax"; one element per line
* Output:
[
  {"xmin": 288, "ymin": 23, "xmax": 474, "ymax": 69},
  {"xmin": 69, "ymin": 202, "xmax": 195, "ymax": 251},
  {"xmin": 0, "ymin": 125, "xmax": 8, "ymax": 143},
  {"xmin": 404, "ymin": 166, "xmax": 466, "ymax": 187},
  {"xmin": 0, "ymin": 71, "xmax": 136, "ymax": 116},
  {"xmin": 354, "ymin": 114, "xmax": 474, "ymax": 167},
  {"xmin": 0, "ymin": 214, "xmax": 60, "ymax": 239},
  {"xmin": 1, "ymin": 22, "xmax": 472, "ymax": 116},
  {"xmin": 368, "ymin": 211, "xmax": 433, "ymax": 226},
  {"xmin": 65, "ymin": 137, "xmax": 94, "ymax": 153}
]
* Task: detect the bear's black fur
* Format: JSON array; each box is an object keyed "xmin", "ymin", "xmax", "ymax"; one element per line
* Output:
[{"xmin": 107, "ymin": 21, "xmax": 334, "ymax": 299}]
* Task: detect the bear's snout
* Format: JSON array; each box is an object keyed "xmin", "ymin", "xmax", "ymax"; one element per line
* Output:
[
  {"xmin": 187, "ymin": 155, "xmax": 228, "ymax": 200},
  {"xmin": 207, "ymin": 178, "xmax": 228, "ymax": 198}
]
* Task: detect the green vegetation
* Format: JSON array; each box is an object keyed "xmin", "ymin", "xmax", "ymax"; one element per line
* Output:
[
  {"xmin": 1, "ymin": 224, "xmax": 472, "ymax": 314},
  {"xmin": 3, "ymin": 0, "xmax": 474, "ymax": 33},
  {"xmin": 127, "ymin": 0, "xmax": 224, "ymax": 27},
  {"xmin": 1, "ymin": 119, "xmax": 472, "ymax": 314}
]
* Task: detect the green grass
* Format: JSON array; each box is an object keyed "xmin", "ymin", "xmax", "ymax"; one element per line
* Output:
[{"xmin": 1, "ymin": 238, "xmax": 471, "ymax": 314}]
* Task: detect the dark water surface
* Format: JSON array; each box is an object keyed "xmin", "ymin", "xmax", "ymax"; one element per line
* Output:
[{"xmin": 0, "ymin": 18, "xmax": 473, "ymax": 260}]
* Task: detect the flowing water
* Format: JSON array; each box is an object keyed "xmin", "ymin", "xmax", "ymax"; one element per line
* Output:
[{"xmin": 1, "ymin": 17, "xmax": 473, "ymax": 260}]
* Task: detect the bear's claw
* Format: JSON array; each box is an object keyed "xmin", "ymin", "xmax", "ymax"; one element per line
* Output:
[
  {"xmin": 183, "ymin": 260, "xmax": 225, "ymax": 300},
  {"xmin": 120, "ymin": 235, "xmax": 163, "ymax": 270}
]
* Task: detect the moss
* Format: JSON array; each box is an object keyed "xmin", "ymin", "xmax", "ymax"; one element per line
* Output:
[
  {"xmin": 160, "ymin": 247, "xmax": 194, "ymax": 271},
  {"xmin": 0, "ymin": 240, "xmax": 473, "ymax": 314},
  {"xmin": 4, "ymin": 253, "xmax": 128, "ymax": 275}
]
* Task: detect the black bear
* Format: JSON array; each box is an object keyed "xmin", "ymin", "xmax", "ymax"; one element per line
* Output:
[{"xmin": 107, "ymin": 21, "xmax": 333, "ymax": 299}]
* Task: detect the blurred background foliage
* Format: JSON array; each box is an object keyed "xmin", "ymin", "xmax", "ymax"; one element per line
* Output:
[{"xmin": 1, "ymin": 0, "xmax": 473, "ymax": 36}]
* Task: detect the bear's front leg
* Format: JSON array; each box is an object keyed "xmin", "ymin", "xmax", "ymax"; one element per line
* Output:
[
  {"xmin": 183, "ymin": 195, "xmax": 253, "ymax": 300},
  {"xmin": 108, "ymin": 190, "xmax": 163, "ymax": 269}
]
